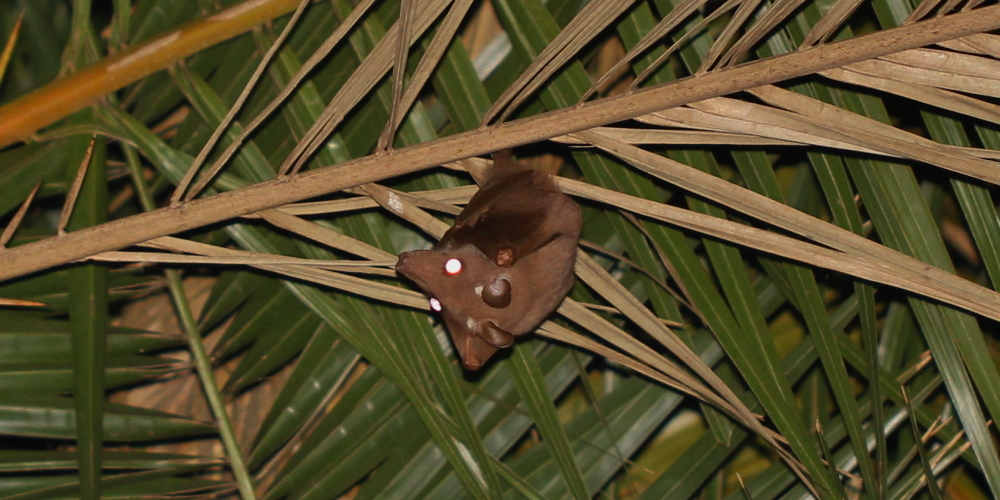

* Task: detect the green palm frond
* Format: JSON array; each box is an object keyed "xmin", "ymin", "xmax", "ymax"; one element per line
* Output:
[{"xmin": 0, "ymin": 0, "xmax": 998, "ymax": 498}]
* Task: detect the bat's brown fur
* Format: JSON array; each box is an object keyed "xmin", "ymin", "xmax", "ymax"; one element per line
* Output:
[{"xmin": 396, "ymin": 151, "xmax": 581, "ymax": 370}]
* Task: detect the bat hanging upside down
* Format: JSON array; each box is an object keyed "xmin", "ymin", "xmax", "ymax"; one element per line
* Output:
[{"xmin": 396, "ymin": 151, "xmax": 582, "ymax": 370}]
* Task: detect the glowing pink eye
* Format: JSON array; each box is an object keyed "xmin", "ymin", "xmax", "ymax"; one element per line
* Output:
[
  {"xmin": 444, "ymin": 258, "xmax": 463, "ymax": 275},
  {"xmin": 429, "ymin": 297, "xmax": 442, "ymax": 312}
]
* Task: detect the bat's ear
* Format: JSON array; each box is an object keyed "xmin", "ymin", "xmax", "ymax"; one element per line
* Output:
[
  {"xmin": 442, "ymin": 314, "xmax": 500, "ymax": 370},
  {"xmin": 477, "ymin": 320, "xmax": 515, "ymax": 348}
]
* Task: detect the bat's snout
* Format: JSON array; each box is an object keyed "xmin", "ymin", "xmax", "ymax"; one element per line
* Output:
[
  {"xmin": 395, "ymin": 250, "xmax": 431, "ymax": 284},
  {"xmin": 395, "ymin": 251, "xmax": 420, "ymax": 277},
  {"xmin": 394, "ymin": 252, "xmax": 410, "ymax": 273}
]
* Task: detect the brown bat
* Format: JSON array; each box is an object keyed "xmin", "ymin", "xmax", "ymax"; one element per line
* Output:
[{"xmin": 396, "ymin": 151, "xmax": 582, "ymax": 370}]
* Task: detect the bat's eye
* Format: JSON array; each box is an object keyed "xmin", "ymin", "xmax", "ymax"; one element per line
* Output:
[
  {"xmin": 444, "ymin": 258, "xmax": 463, "ymax": 275},
  {"xmin": 429, "ymin": 297, "xmax": 443, "ymax": 312}
]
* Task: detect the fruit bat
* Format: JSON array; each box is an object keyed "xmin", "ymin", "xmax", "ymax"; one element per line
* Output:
[{"xmin": 396, "ymin": 151, "xmax": 582, "ymax": 370}]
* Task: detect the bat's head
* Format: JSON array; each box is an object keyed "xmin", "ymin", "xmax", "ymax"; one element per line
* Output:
[
  {"xmin": 396, "ymin": 230, "xmax": 577, "ymax": 369},
  {"xmin": 397, "ymin": 244, "xmax": 515, "ymax": 368}
]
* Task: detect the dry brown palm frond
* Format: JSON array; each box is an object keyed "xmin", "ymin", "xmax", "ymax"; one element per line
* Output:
[{"xmin": 1, "ymin": 8, "xmax": 996, "ymax": 280}]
